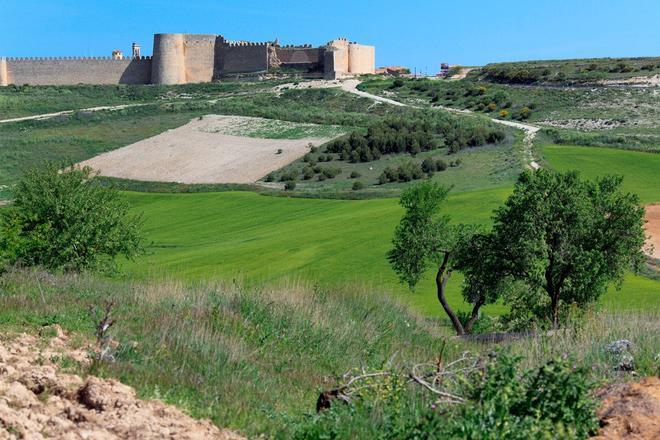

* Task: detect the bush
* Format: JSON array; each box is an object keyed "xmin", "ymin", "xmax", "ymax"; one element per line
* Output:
[
  {"xmin": 291, "ymin": 354, "xmax": 598, "ymax": 440},
  {"xmin": 321, "ymin": 167, "xmax": 342, "ymax": 179},
  {"xmin": 352, "ymin": 181, "xmax": 365, "ymax": 191},
  {"xmin": 378, "ymin": 161, "xmax": 425, "ymax": 184},
  {"xmin": 421, "ymin": 157, "xmax": 437, "ymax": 173},
  {"xmin": 435, "ymin": 159, "xmax": 448, "ymax": 171},
  {"xmin": 0, "ymin": 162, "xmax": 143, "ymax": 273},
  {"xmin": 302, "ymin": 167, "xmax": 315, "ymax": 180},
  {"xmin": 519, "ymin": 107, "xmax": 532, "ymax": 120},
  {"xmin": 349, "ymin": 171, "xmax": 361, "ymax": 179},
  {"xmin": 265, "ymin": 173, "xmax": 276, "ymax": 182},
  {"xmin": 284, "ymin": 180, "xmax": 296, "ymax": 191},
  {"xmin": 499, "ymin": 109, "xmax": 510, "ymax": 118},
  {"xmin": 391, "ymin": 78, "xmax": 405, "ymax": 88}
]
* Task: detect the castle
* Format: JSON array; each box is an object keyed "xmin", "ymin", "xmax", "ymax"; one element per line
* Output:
[{"xmin": 0, "ymin": 33, "xmax": 375, "ymax": 86}]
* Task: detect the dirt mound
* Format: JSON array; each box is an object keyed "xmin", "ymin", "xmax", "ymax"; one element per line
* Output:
[
  {"xmin": 0, "ymin": 327, "xmax": 243, "ymax": 439},
  {"xmin": 592, "ymin": 377, "xmax": 660, "ymax": 439},
  {"xmin": 645, "ymin": 204, "xmax": 659, "ymax": 259}
]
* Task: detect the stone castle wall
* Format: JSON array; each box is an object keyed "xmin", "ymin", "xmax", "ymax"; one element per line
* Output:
[
  {"xmin": 1, "ymin": 33, "xmax": 375, "ymax": 85},
  {"xmin": 2, "ymin": 57, "xmax": 151, "ymax": 86},
  {"xmin": 216, "ymin": 42, "xmax": 269, "ymax": 75},
  {"xmin": 275, "ymin": 47, "xmax": 324, "ymax": 68}
]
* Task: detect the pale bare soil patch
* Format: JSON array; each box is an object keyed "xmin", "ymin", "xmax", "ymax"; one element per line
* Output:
[
  {"xmin": 600, "ymin": 74, "xmax": 660, "ymax": 87},
  {"xmin": 0, "ymin": 326, "xmax": 242, "ymax": 439},
  {"xmin": 644, "ymin": 204, "xmax": 660, "ymax": 259},
  {"xmin": 80, "ymin": 115, "xmax": 337, "ymax": 184}
]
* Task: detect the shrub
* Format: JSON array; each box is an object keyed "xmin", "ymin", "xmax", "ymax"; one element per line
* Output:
[
  {"xmin": 302, "ymin": 153, "xmax": 313, "ymax": 163},
  {"xmin": 499, "ymin": 109, "xmax": 510, "ymax": 118},
  {"xmin": 349, "ymin": 171, "xmax": 361, "ymax": 179},
  {"xmin": 435, "ymin": 159, "xmax": 448, "ymax": 171},
  {"xmin": 391, "ymin": 78, "xmax": 405, "ymax": 88},
  {"xmin": 519, "ymin": 107, "xmax": 532, "ymax": 120},
  {"xmin": 352, "ymin": 181, "xmax": 365, "ymax": 191},
  {"xmin": 284, "ymin": 180, "xmax": 296, "ymax": 191},
  {"xmin": 321, "ymin": 167, "xmax": 342, "ymax": 179},
  {"xmin": 486, "ymin": 103, "xmax": 498, "ymax": 112},
  {"xmin": 421, "ymin": 157, "xmax": 437, "ymax": 173},
  {"xmin": 265, "ymin": 173, "xmax": 276, "ymax": 182},
  {"xmin": 291, "ymin": 354, "xmax": 598, "ymax": 440},
  {"xmin": 0, "ymin": 162, "xmax": 143, "ymax": 273},
  {"xmin": 302, "ymin": 167, "xmax": 315, "ymax": 180}
]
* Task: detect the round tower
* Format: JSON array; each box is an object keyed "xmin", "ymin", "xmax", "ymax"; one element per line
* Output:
[
  {"xmin": 0, "ymin": 58, "xmax": 8, "ymax": 87},
  {"xmin": 151, "ymin": 34, "xmax": 186, "ymax": 85}
]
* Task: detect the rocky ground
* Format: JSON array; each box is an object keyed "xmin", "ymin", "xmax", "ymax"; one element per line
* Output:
[
  {"xmin": 0, "ymin": 327, "xmax": 243, "ymax": 439},
  {"xmin": 593, "ymin": 376, "xmax": 660, "ymax": 439}
]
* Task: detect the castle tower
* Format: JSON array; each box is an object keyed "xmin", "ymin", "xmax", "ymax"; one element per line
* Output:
[
  {"xmin": 0, "ymin": 58, "xmax": 8, "ymax": 87},
  {"xmin": 151, "ymin": 34, "xmax": 186, "ymax": 84},
  {"xmin": 132, "ymin": 43, "xmax": 141, "ymax": 59}
]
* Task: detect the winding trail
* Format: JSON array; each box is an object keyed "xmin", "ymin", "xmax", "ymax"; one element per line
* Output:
[
  {"xmin": 0, "ymin": 103, "xmax": 146, "ymax": 124},
  {"xmin": 341, "ymin": 79, "xmax": 541, "ymax": 169}
]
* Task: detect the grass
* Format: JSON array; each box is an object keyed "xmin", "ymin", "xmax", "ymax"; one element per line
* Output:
[
  {"xmin": 0, "ymin": 268, "xmax": 656, "ymax": 437},
  {"xmin": 201, "ymin": 116, "xmax": 347, "ymax": 139},
  {"xmin": 0, "ymin": 81, "xmax": 270, "ymax": 119},
  {"xmin": 121, "ymin": 189, "xmax": 660, "ymax": 317},
  {"xmin": 271, "ymin": 134, "xmax": 523, "ymax": 194},
  {"xmin": 0, "ymin": 86, "xmax": 411, "ymax": 201},
  {"xmin": 359, "ymin": 78, "xmax": 660, "ymax": 151},
  {"xmin": 479, "ymin": 56, "xmax": 660, "ymax": 84},
  {"xmin": 0, "ymin": 269, "xmax": 450, "ymax": 437},
  {"xmin": 542, "ymin": 144, "xmax": 660, "ymax": 204}
]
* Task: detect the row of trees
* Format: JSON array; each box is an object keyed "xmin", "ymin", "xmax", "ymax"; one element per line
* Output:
[
  {"xmin": 388, "ymin": 171, "xmax": 646, "ymax": 334},
  {"xmin": 326, "ymin": 116, "xmax": 506, "ymax": 162}
]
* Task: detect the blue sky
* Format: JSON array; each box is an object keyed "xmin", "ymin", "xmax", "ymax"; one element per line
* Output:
[{"xmin": 2, "ymin": 0, "xmax": 659, "ymax": 73}]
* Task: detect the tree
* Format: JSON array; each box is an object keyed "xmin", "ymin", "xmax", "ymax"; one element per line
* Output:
[
  {"xmin": 387, "ymin": 182, "xmax": 489, "ymax": 335},
  {"xmin": 484, "ymin": 169, "xmax": 646, "ymax": 328},
  {"xmin": 0, "ymin": 162, "xmax": 143, "ymax": 273}
]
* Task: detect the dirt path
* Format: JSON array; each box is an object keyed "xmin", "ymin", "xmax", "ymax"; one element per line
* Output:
[
  {"xmin": 341, "ymin": 80, "xmax": 541, "ymax": 169},
  {"xmin": 449, "ymin": 67, "xmax": 475, "ymax": 80},
  {"xmin": 0, "ymin": 327, "xmax": 243, "ymax": 439},
  {"xmin": 0, "ymin": 103, "xmax": 147, "ymax": 125},
  {"xmin": 644, "ymin": 204, "xmax": 660, "ymax": 259}
]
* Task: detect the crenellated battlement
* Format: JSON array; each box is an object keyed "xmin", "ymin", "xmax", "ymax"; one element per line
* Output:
[
  {"xmin": 4, "ymin": 56, "xmax": 152, "ymax": 61},
  {"xmin": 224, "ymin": 41, "xmax": 271, "ymax": 47}
]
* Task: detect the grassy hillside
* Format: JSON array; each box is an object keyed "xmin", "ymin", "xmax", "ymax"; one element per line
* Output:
[
  {"xmin": 1, "ymin": 269, "xmax": 657, "ymax": 437},
  {"xmin": 479, "ymin": 57, "xmax": 660, "ymax": 84},
  {"xmin": 122, "ymin": 189, "xmax": 659, "ymax": 317},
  {"xmin": 359, "ymin": 77, "xmax": 660, "ymax": 152},
  {"xmin": 542, "ymin": 145, "xmax": 660, "ymax": 204}
]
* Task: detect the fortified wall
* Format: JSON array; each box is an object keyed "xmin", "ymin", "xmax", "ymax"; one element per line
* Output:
[{"xmin": 0, "ymin": 33, "xmax": 375, "ymax": 86}]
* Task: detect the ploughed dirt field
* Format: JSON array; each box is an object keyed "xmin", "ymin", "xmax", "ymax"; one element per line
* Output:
[
  {"xmin": 0, "ymin": 327, "xmax": 243, "ymax": 439},
  {"xmin": 645, "ymin": 204, "xmax": 660, "ymax": 259},
  {"xmin": 80, "ymin": 115, "xmax": 340, "ymax": 184}
]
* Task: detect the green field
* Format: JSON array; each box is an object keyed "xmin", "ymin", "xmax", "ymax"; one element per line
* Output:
[
  {"xmin": 543, "ymin": 145, "xmax": 660, "ymax": 204},
  {"xmin": 123, "ymin": 188, "xmax": 659, "ymax": 318}
]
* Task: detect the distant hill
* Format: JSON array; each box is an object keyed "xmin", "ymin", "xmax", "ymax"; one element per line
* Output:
[{"xmin": 478, "ymin": 57, "xmax": 660, "ymax": 85}]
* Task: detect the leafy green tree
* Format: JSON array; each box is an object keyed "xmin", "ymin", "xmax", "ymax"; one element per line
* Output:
[
  {"xmin": 387, "ymin": 182, "xmax": 490, "ymax": 335},
  {"xmin": 0, "ymin": 162, "xmax": 144, "ymax": 273},
  {"xmin": 484, "ymin": 170, "xmax": 646, "ymax": 328}
]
